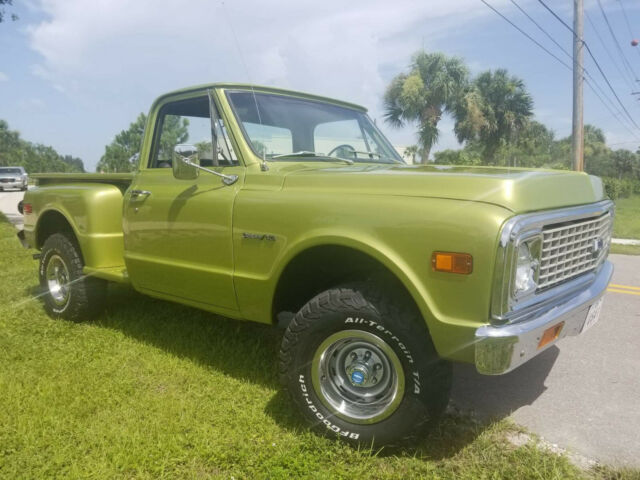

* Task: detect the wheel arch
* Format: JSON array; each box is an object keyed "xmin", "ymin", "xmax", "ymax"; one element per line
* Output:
[
  {"xmin": 270, "ymin": 237, "xmax": 437, "ymax": 338},
  {"xmin": 36, "ymin": 208, "xmax": 81, "ymax": 250}
]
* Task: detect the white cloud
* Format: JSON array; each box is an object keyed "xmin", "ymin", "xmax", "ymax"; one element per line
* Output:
[
  {"xmin": 23, "ymin": 0, "xmax": 518, "ymax": 168},
  {"xmin": 0, "ymin": 72, "xmax": 8, "ymax": 81},
  {"xmin": 26, "ymin": 0, "xmax": 492, "ymax": 111}
]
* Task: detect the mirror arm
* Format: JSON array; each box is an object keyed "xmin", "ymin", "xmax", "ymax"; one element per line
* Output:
[{"xmin": 178, "ymin": 155, "xmax": 238, "ymax": 185}]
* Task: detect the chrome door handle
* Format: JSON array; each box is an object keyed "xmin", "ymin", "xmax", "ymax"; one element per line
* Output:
[{"xmin": 130, "ymin": 189, "xmax": 151, "ymax": 198}]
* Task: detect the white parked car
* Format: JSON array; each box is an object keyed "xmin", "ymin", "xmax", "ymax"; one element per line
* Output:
[{"xmin": 0, "ymin": 166, "xmax": 28, "ymax": 191}]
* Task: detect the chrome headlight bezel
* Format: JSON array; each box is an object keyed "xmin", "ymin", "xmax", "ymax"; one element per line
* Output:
[
  {"xmin": 511, "ymin": 233, "xmax": 542, "ymax": 300},
  {"xmin": 490, "ymin": 200, "xmax": 615, "ymax": 325}
]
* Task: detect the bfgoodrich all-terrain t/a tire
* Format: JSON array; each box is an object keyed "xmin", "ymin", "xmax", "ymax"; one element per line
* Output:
[
  {"xmin": 279, "ymin": 284, "xmax": 452, "ymax": 446},
  {"xmin": 39, "ymin": 233, "xmax": 107, "ymax": 321}
]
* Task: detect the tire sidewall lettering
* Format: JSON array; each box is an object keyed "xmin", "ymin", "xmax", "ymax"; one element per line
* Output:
[{"xmin": 298, "ymin": 374, "xmax": 360, "ymax": 440}]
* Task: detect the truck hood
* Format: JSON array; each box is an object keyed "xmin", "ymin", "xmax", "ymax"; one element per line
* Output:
[{"xmin": 281, "ymin": 164, "xmax": 605, "ymax": 213}]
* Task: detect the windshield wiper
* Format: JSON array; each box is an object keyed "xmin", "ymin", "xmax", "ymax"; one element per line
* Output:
[{"xmin": 271, "ymin": 151, "xmax": 354, "ymax": 165}]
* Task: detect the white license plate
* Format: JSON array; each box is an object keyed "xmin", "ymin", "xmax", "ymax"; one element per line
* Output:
[{"xmin": 581, "ymin": 298, "xmax": 603, "ymax": 333}]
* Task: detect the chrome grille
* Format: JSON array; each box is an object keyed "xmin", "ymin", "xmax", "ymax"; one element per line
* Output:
[{"xmin": 538, "ymin": 213, "xmax": 612, "ymax": 290}]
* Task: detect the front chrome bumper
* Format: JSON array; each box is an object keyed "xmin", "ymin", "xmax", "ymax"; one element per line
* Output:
[{"xmin": 475, "ymin": 260, "xmax": 613, "ymax": 375}]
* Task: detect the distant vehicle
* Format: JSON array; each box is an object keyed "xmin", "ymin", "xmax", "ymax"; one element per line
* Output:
[{"xmin": 0, "ymin": 166, "xmax": 28, "ymax": 191}]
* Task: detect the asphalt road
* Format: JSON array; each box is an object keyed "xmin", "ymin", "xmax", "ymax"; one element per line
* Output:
[
  {"xmin": 452, "ymin": 254, "xmax": 639, "ymax": 467},
  {"xmin": 1, "ymin": 190, "xmax": 638, "ymax": 467}
]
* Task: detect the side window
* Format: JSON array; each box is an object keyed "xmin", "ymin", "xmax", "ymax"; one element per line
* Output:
[
  {"xmin": 314, "ymin": 119, "xmax": 368, "ymax": 156},
  {"xmin": 243, "ymin": 122, "xmax": 292, "ymax": 157},
  {"xmin": 150, "ymin": 96, "xmax": 238, "ymax": 168}
]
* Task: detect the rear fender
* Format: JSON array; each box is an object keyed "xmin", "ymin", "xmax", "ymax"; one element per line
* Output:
[{"xmin": 25, "ymin": 183, "xmax": 125, "ymax": 269}]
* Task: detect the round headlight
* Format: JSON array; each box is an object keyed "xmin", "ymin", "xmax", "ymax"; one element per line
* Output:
[{"xmin": 513, "ymin": 242, "xmax": 538, "ymax": 296}]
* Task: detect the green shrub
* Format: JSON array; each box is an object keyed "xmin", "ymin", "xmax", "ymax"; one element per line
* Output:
[
  {"xmin": 620, "ymin": 179, "xmax": 633, "ymax": 198},
  {"xmin": 603, "ymin": 177, "xmax": 622, "ymax": 201}
]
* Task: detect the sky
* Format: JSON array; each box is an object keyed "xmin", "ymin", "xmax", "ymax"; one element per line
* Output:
[{"xmin": 2, "ymin": 0, "xmax": 640, "ymax": 171}]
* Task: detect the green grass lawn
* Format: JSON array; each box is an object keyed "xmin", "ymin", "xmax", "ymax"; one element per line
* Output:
[
  {"xmin": 610, "ymin": 195, "xmax": 640, "ymax": 255},
  {"xmin": 0, "ymin": 216, "xmax": 637, "ymax": 479},
  {"xmin": 613, "ymin": 195, "xmax": 640, "ymax": 240}
]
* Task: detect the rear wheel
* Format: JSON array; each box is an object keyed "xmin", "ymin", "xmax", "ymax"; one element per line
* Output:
[
  {"xmin": 279, "ymin": 284, "xmax": 452, "ymax": 445},
  {"xmin": 39, "ymin": 233, "xmax": 106, "ymax": 321}
]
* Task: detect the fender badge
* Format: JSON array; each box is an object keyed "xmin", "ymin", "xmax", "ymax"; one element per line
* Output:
[{"xmin": 242, "ymin": 232, "xmax": 276, "ymax": 241}]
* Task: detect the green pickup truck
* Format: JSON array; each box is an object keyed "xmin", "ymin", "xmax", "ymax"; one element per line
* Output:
[{"xmin": 17, "ymin": 83, "xmax": 614, "ymax": 445}]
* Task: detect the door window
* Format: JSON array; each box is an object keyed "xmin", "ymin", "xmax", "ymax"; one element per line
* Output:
[{"xmin": 150, "ymin": 95, "xmax": 238, "ymax": 168}]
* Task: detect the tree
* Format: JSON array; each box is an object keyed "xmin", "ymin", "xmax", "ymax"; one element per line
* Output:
[
  {"xmin": 62, "ymin": 155, "xmax": 85, "ymax": 172},
  {"xmin": 433, "ymin": 147, "xmax": 482, "ymax": 166},
  {"xmin": 0, "ymin": 119, "xmax": 85, "ymax": 172},
  {"xmin": 403, "ymin": 145, "xmax": 419, "ymax": 163},
  {"xmin": 383, "ymin": 51, "xmax": 469, "ymax": 163},
  {"xmin": 0, "ymin": 0, "xmax": 18, "ymax": 23},
  {"xmin": 97, "ymin": 113, "xmax": 189, "ymax": 172},
  {"xmin": 554, "ymin": 125, "xmax": 612, "ymax": 174},
  {"xmin": 611, "ymin": 149, "xmax": 636, "ymax": 179},
  {"xmin": 454, "ymin": 69, "xmax": 533, "ymax": 164},
  {"xmin": 96, "ymin": 114, "xmax": 147, "ymax": 173},
  {"xmin": 508, "ymin": 121, "xmax": 554, "ymax": 167}
]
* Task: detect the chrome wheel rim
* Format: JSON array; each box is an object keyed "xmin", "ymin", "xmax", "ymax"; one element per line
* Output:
[
  {"xmin": 311, "ymin": 330, "xmax": 405, "ymax": 424},
  {"xmin": 46, "ymin": 254, "xmax": 71, "ymax": 307}
]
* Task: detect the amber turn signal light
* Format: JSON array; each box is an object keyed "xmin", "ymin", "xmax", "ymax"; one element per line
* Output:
[
  {"xmin": 431, "ymin": 252, "xmax": 473, "ymax": 274},
  {"xmin": 538, "ymin": 322, "xmax": 564, "ymax": 349}
]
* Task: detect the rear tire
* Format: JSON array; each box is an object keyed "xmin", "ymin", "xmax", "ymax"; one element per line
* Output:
[
  {"xmin": 279, "ymin": 284, "xmax": 452, "ymax": 446},
  {"xmin": 39, "ymin": 233, "xmax": 107, "ymax": 321}
]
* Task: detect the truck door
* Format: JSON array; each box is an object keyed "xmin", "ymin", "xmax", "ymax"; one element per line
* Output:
[{"xmin": 123, "ymin": 92, "xmax": 243, "ymax": 313}]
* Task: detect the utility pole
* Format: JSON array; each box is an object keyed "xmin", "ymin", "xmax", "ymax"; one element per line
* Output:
[{"xmin": 572, "ymin": 0, "xmax": 584, "ymax": 171}]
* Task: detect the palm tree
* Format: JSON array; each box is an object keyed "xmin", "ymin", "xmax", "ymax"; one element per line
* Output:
[
  {"xmin": 383, "ymin": 52, "xmax": 469, "ymax": 163},
  {"xmin": 403, "ymin": 145, "xmax": 419, "ymax": 163},
  {"xmin": 454, "ymin": 69, "xmax": 533, "ymax": 164}
]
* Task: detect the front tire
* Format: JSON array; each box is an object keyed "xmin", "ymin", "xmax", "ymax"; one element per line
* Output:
[
  {"xmin": 279, "ymin": 284, "xmax": 452, "ymax": 445},
  {"xmin": 39, "ymin": 233, "xmax": 107, "ymax": 321}
]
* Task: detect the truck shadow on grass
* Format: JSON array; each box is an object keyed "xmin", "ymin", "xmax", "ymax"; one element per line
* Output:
[{"xmin": 26, "ymin": 282, "xmax": 559, "ymax": 460}]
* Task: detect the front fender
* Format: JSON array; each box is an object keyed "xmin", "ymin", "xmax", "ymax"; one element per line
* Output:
[{"xmin": 232, "ymin": 190, "xmax": 511, "ymax": 362}]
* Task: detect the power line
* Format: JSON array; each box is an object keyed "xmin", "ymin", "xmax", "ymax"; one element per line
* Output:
[
  {"xmin": 510, "ymin": 0, "xmax": 623, "ymax": 123},
  {"xmin": 596, "ymin": 0, "xmax": 639, "ymax": 82},
  {"xmin": 536, "ymin": 0, "xmax": 640, "ymax": 130},
  {"xmin": 510, "ymin": 0, "xmax": 572, "ymax": 60},
  {"xmin": 584, "ymin": 78, "xmax": 640, "ymax": 140},
  {"xmin": 480, "ymin": 0, "xmax": 572, "ymax": 70},
  {"xmin": 617, "ymin": 0, "xmax": 640, "ymax": 61},
  {"xmin": 585, "ymin": 10, "xmax": 635, "ymax": 92},
  {"xmin": 481, "ymin": 0, "xmax": 640, "ymax": 140}
]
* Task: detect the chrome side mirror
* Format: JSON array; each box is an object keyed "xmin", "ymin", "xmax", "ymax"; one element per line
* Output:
[
  {"xmin": 172, "ymin": 144, "xmax": 200, "ymax": 180},
  {"xmin": 172, "ymin": 143, "xmax": 239, "ymax": 186}
]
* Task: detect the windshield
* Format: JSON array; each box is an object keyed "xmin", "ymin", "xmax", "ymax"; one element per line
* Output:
[
  {"xmin": 0, "ymin": 168, "xmax": 22, "ymax": 174},
  {"xmin": 226, "ymin": 91, "xmax": 404, "ymax": 164}
]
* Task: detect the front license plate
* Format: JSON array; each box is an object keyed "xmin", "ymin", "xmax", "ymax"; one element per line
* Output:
[{"xmin": 581, "ymin": 298, "xmax": 603, "ymax": 333}]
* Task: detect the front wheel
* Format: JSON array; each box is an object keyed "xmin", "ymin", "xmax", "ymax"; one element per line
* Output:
[
  {"xmin": 279, "ymin": 285, "xmax": 452, "ymax": 445},
  {"xmin": 39, "ymin": 233, "xmax": 107, "ymax": 321}
]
